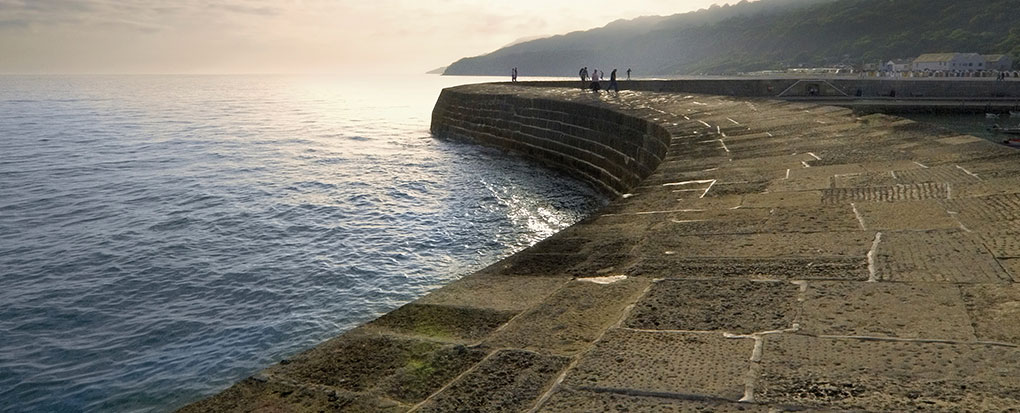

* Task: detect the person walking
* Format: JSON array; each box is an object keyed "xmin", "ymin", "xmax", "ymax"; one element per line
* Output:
[
  {"xmin": 579, "ymin": 67, "xmax": 588, "ymax": 89},
  {"xmin": 512, "ymin": 67, "xmax": 518, "ymax": 82},
  {"xmin": 590, "ymin": 68, "xmax": 601, "ymax": 93},
  {"xmin": 610, "ymin": 68, "xmax": 619, "ymax": 94},
  {"xmin": 627, "ymin": 68, "xmax": 631, "ymax": 80}
]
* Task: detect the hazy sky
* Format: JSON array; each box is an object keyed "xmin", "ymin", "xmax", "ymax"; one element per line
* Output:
[{"xmin": 0, "ymin": 0, "xmax": 731, "ymax": 74}]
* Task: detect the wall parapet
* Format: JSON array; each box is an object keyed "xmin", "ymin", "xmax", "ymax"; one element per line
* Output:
[{"xmin": 431, "ymin": 86, "xmax": 671, "ymax": 197}]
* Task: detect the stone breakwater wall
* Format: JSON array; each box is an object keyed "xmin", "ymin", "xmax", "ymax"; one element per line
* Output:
[
  {"xmin": 182, "ymin": 83, "xmax": 1020, "ymax": 413},
  {"xmin": 431, "ymin": 88, "xmax": 671, "ymax": 197},
  {"xmin": 517, "ymin": 78, "xmax": 1020, "ymax": 99}
]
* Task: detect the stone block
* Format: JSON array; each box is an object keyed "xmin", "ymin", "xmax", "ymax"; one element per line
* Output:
[
  {"xmin": 874, "ymin": 230, "xmax": 1011, "ymax": 282},
  {"xmin": 538, "ymin": 387, "xmax": 772, "ymax": 412},
  {"xmin": 741, "ymin": 191, "xmax": 822, "ymax": 208},
  {"xmin": 820, "ymin": 183, "xmax": 949, "ymax": 204},
  {"xmin": 625, "ymin": 279, "xmax": 799, "ymax": 334},
  {"xmin": 799, "ymin": 281, "xmax": 976, "ymax": 341},
  {"xmin": 176, "ymin": 377, "xmax": 408, "ymax": 413},
  {"xmin": 485, "ymin": 277, "xmax": 650, "ymax": 355},
  {"xmin": 960, "ymin": 283, "xmax": 1020, "ymax": 345},
  {"xmin": 366, "ymin": 303, "xmax": 516, "ymax": 343},
  {"xmin": 641, "ymin": 232, "xmax": 873, "ymax": 260},
  {"xmin": 415, "ymin": 274, "xmax": 567, "ymax": 313},
  {"xmin": 626, "ymin": 256, "xmax": 867, "ymax": 280},
  {"xmin": 758, "ymin": 334, "xmax": 1020, "ymax": 411},
  {"xmin": 854, "ymin": 200, "xmax": 958, "ymax": 231},
  {"xmin": 264, "ymin": 331, "xmax": 487, "ymax": 403},
  {"xmin": 760, "ymin": 205, "xmax": 861, "ymax": 232},
  {"xmin": 563, "ymin": 329, "xmax": 754, "ymax": 400},
  {"xmin": 416, "ymin": 350, "xmax": 569, "ymax": 413}
]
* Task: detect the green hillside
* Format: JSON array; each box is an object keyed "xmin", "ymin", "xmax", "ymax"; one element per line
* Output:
[{"xmin": 443, "ymin": 0, "xmax": 1020, "ymax": 76}]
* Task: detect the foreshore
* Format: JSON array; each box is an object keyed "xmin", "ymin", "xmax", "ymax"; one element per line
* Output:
[{"xmin": 182, "ymin": 81, "xmax": 1020, "ymax": 412}]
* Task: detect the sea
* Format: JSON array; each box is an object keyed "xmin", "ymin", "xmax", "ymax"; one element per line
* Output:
[{"xmin": 0, "ymin": 74, "xmax": 605, "ymax": 412}]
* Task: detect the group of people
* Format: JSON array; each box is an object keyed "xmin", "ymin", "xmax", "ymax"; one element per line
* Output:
[
  {"xmin": 507, "ymin": 66, "xmax": 635, "ymax": 93},
  {"xmin": 579, "ymin": 67, "xmax": 631, "ymax": 94}
]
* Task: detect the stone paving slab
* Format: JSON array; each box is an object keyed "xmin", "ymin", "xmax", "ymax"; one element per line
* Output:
[
  {"xmin": 627, "ymin": 256, "xmax": 868, "ymax": 280},
  {"xmin": 365, "ymin": 303, "xmax": 517, "ymax": 343},
  {"xmin": 537, "ymin": 387, "xmax": 773, "ymax": 412},
  {"xmin": 976, "ymin": 230, "xmax": 1020, "ymax": 259},
  {"xmin": 563, "ymin": 329, "xmax": 754, "ymax": 401},
  {"xmin": 642, "ymin": 208, "xmax": 771, "ymax": 236},
  {"xmin": 760, "ymin": 204, "xmax": 861, "ymax": 233},
  {"xmin": 758, "ymin": 334, "xmax": 1020, "ymax": 411},
  {"xmin": 820, "ymin": 182, "xmax": 949, "ymax": 204},
  {"xmin": 799, "ymin": 281, "xmax": 977, "ymax": 341},
  {"xmin": 625, "ymin": 279, "xmax": 799, "ymax": 334},
  {"xmin": 960, "ymin": 283, "xmax": 1020, "ymax": 345},
  {"xmin": 641, "ymin": 232, "xmax": 874, "ymax": 259},
  {"xmin": 263, "ymin": 331, "xmax": 487, "ymax": 403},
  {"xmin": 854, "ymin": 199, "xmax": 959, "ymax": 231},
  {"xmin": 999, "ymin": 258, "xmax": 1020, "ymax": 282},
  {"xmin": 416, "ymin": 350, "xmax": 569, "ymax": 412},
  {"xmin": 415, "ymin": 274, "xmax": 567, "ymax": 313},
  {"xmin": 176, "ymin": 377, "xmax": 408, "ymax": 413},
  {"xmin": 874, "ymin": 230, "xmax": 1011, "ymax": 282},
  {"xmin": 485, "ymin": 277, "xmax": 650, "ymax": 355},
  {"xmin": 944, "ymin": 193, "xmax": 1020, "ymax": 231},
  {"xmin": 741, "ymin": 191, "xmax": 822, "ymax": 208}
]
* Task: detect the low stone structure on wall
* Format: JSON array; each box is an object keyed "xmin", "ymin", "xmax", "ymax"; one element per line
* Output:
[{"xmin": 182, "ymin": 82, "xmax": 1020, "ymax": 412}]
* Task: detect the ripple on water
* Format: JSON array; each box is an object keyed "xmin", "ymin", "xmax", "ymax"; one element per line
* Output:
[{"xmin": 0, "ymin": 74, "xmax": 605, "ymax": 412}]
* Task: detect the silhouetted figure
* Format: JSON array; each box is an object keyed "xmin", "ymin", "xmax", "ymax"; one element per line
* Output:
[
  {"xmin": 627, "ymin": 68, "xmax": 631, "ymax": 80},
  {"xmin": 610, "ymin": 69, "xmax": 619, "ymax": 93},
  {"xmin": 512, "ymin": 67, "xmax": 518, "ymax": 82}
]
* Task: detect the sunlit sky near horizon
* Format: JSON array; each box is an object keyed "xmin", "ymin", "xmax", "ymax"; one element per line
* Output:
[{"xmin": 0, "ymin": 0, "xmax": 732, "ymax": 75}]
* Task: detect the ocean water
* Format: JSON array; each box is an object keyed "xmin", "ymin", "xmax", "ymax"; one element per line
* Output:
[{"xmin": 0, "ymin": 75, "xmax": 605, "ymax": 412}]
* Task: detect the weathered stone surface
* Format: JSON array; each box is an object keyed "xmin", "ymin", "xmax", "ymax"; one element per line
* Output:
[
  {"xmin": 416, "ymin": 350, "xmax": 569, "ymax": 412},
  {"xmin": 177, "ymin": 377, "xmax": 408, "ymax": 413},
  {"xmin": 626, "ymin": 256, "xmax": 868, "ymax": 280},
  {"xmin": 625, "ymin": 279, "xmax": 799, "ymax": 334},
  {"xmin": 485, "ymin": 278, "xmax": 650, "ymax": 355},
  {"xmin": 960, "ymin": 283, "xmax": 1020, "ymax": 344},
  {"xmin": 263, "ymin": 331, "xmax": 487, "ymax": 404},
  {"xmin": 854, "ymin": 200, "xmax": 959, "ymax": 231},
  {"xmin": 759, "ymin": 204, "xmax": 861, "ymax": 233},
  {"xmin": 186, "ymin": 83, "xmax": 1020, "ymax": 413},
  {"xmin": 563, "ymin": 329, "xmax": 754, "ymax": 400},
  {"xmin": 366, "ymin": 303, "xmax": 516, "ymax": 343},
  {"xmin": 538, "ymin": 387, "xmax": 772, "ymax": 412},
  {"xmin": 758, "ymin": 334, "xmax": 1020, "ymax": 411},
  {"xmin": 415, "ymin": 274, "xmax": 567, "ymax": 313},
  {"xmin": 874, "ymin": 230, "xmax": 1010, "ymax": 282},
  {"xmin": 799, "ymin": 281, "xmax": 976, "ymax": 341}
]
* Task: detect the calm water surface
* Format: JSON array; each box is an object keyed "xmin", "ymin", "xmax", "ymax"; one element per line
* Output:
[{"xmin": 0, "ymin": 75, "xmax": 604, "ymax": 412}]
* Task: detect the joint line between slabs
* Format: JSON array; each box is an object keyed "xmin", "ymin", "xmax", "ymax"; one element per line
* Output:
[
  {"xmin": 816, "ymin": 334, "xmax": 1019, "ymax": 348},
  {"xmin": 955, "ymin": 164, "xmax": 981, "ymax": 181},
  {"xmin": 851, "ymin": 202, "xmax": 867, "ymax": 230},
  {"xmin": 527, "ymin": 281, "xmax": 654, "ymax": 413},
  {"xmin": 866, "ymin": 231, "xmax": 883, "ymax": 282}
]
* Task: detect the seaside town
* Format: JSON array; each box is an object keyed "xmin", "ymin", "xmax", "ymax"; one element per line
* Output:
[{"xmin": 748, "ymin": 52, "xmax": 1018, "ymax": 78}]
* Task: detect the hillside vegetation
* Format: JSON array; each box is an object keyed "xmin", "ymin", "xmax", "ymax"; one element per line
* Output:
[{"xmin": 443, "ymin": 0, "xmax": 1020, "ymax": 76}]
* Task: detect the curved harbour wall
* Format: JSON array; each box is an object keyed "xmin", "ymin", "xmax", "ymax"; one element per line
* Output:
[
  {"xmin": 431, "ymin": 87, "xmax": 670, "ymax": 197},
  {"xmin": 183, "ymin": 81, "xmax": 1020, "ymax": 412}
]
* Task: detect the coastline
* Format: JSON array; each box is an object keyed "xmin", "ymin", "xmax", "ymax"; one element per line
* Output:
[{"xmin": 183, "ymin": 80, "xmax": 1020, "ymax": 412}]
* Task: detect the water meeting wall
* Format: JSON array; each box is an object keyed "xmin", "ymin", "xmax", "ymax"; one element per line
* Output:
[{"xmin": 431, "ymin": 87, "xmax": 672, "ymax": 197}]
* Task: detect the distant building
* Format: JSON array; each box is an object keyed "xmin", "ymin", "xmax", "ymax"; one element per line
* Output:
[
  {"xmin": 882, "ymin": 59, "xmax": 913, "ymax": 72},
  {"xmin": 984, "ymin": 54, "xmax": 1014, "ymax": 71},
  {"xmin": 913, "ymin": 53, "xmax": 986, "ymax": 72}
]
